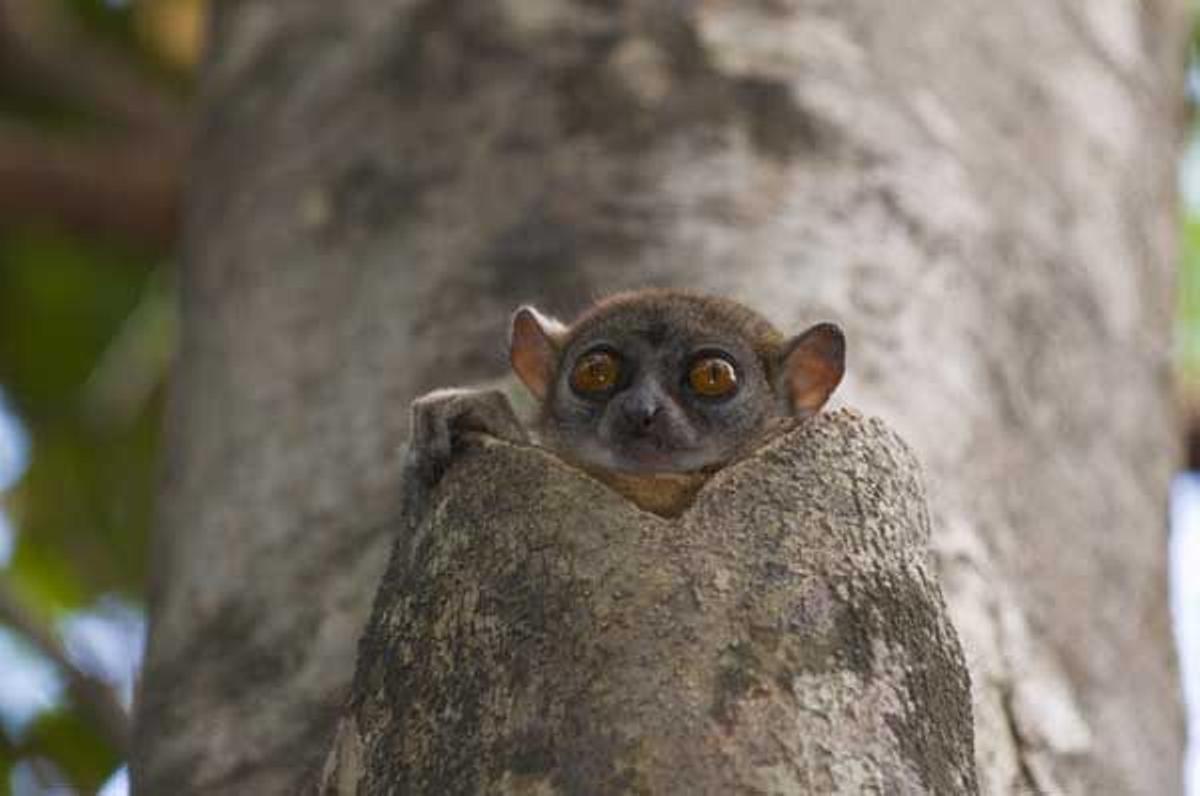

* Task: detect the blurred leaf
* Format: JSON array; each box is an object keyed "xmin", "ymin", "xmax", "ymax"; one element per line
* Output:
[
  {"xmin": 0, "ymin": 728, "xmax": 15, "ymax": 795},
  {"xmin": 1178, "ymin": 213, "xmax": 1200, "ymax": 389},
  {"xmin": 7, "ymin": 535, "xmax": 86, "ymax": 619},
  {"xmin": 59, "ymin": 0, "xmax": 140, "ymax": 53},
  {"xmin": 0, "ymin": 80, "xmax": 97, "ymax": 133},
  {"xmin": 82, "ymin": 270, "xmax": 176, "ymax": 428},
  {"xmin": 60, "ymin": 0, "xmax": 203, "ymax": 86},
  {"xmin": 5, "ymin": 378, "xmax": 162, "ymax": 614},
  {"xmin": 14, "ymin": 707, "xmax": 118, "ymax": 793},
  {"xmin": 0, "ymin": 228, "xmax": 154, "ymax": 413},
  {"xmin": 0, "ymin": 228, "xmax": 165, "ymax": 614},
  {"xmin": 135, "ymin": 0, "xmax": 207, "ymax": 71}
]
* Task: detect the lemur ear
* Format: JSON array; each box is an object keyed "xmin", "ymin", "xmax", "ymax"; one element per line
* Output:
[
  {"xmin": 781, "ymin": 322, "xmax": 845, "ymax": 417},
  {"xmin": 510, "ymin": 306, "xmax": 566, "ymax": 400}
]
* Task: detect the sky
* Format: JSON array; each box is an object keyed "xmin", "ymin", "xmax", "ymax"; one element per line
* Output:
[{"xmin": 1174, "ymin": 475, "xmax": 1200, "ymax": 796}]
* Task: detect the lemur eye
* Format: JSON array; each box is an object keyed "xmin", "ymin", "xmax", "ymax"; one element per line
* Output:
[
  {"xmin": 689, "ymin": 357, "xmax": 738, "ymax": 398},
  {"xmin": 571, "ymin": 351, "xmax": 620, "ymax": 394}
]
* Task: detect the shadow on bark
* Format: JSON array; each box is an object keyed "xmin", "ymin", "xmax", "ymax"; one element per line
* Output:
[{"xmin": 319, "ymin": 410, "xmax": 977, "ymax": 794}]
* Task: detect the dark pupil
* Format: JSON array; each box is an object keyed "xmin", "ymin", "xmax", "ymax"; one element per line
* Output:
[
  {"xmin": 705, "ymin": 363, "xmax": 721, "ymax": 384},
  {"xmin": 577, "ymin": 354, "xmax": 615, "ymax": 389}
]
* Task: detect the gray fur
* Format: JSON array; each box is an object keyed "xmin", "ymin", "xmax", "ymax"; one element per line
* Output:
[
  {"xmin": 535, "ymin": 291, "xmax": 841, "ymax": 473},
  {"xmin": 408, "ymin": 291, "xmax": 843, "ymax": 482}
]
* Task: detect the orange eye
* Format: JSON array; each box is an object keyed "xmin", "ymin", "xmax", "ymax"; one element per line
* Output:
[
  {"xmin": 689, "ymin": 357, "xmax": 738, "ymax": 397},
  {"xmin": 571, "ymin": 351, "xmax": 620, "ymax": 394}
]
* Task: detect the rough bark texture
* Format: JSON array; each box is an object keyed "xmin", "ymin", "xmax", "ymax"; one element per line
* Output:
[
  {"xmin": 134, "ymin": 1, "xmax": 1188, "ymax": 794},
  {"xmin": 319, "ymin": 412, "xmax": 976, "ymax": 794}
]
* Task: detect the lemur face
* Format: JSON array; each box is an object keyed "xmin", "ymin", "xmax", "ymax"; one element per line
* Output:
[
  {"xmin": 510, "ymin": 291, "xmax": 844, "ymax": 475},
  {"xmin": 546, "ymin": 314, "xmax": 774, "ymax": 473}
]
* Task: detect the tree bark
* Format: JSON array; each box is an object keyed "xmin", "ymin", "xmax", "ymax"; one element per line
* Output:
[
  {"xmin": 134, "ymin": 1, "xmax": 1188, "ymax": 794},
  {"xmin": 318, "ymin": 413, "xmax": 976, "ymax": 794}
]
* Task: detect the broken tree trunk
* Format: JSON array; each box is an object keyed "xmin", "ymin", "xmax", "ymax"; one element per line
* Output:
[{"xmin": 319, "ymin": 410, "xmax": 977, "ymax": 794}]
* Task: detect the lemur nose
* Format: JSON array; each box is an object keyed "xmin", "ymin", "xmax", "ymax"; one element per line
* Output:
[{"xmin": 625, "ymin": 402, "xmax": 663, "ymax": 431}]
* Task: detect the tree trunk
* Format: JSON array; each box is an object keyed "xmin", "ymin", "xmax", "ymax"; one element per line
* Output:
[
  {"xmin": 133, "ymin": 1, "xmax": 1188, "ymax": 794},
  {"xmin": 318, "ymin": 414, "xmax": 976, "ymax": 794}
]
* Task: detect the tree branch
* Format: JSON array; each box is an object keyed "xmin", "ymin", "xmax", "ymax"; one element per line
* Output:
[
  {"xmin": 0, "ymin": 0, "xmax": 188, "ymax": 134},
  {"xmin": 0, "ymin": 123, "xmax": 183, "ymax": 246},
  {"xmin": 0, "ymin": 578, "xmax": 131, "ymax": 755}
]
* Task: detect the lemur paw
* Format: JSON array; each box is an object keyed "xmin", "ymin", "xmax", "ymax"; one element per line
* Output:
[{"xmin": 405, "ymin": 388, "xmax": 528, "ymax": 486}]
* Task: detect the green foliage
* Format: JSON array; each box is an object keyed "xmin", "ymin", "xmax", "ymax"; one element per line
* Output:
[
  {"xmin": 0, "ymin": 230, "xmax": 150, "ymax": 417},
  {"xmin": 1178, "ymin": 10, "xmax": 1200, "ymax": 390},
  {"xmin": 0, "ymin": 224, "xmax": 166, "ymax": 791},
  {"xmin": 61, "ymin": 0, "xmax": 139, "ymax": 48},
  {"xmin": 0, "ymin": 0, "xmax": 189, "ymax": 787},
  {"xmin": 0, "ymin": 733, "xmax": 12, "ymax": 796},
  {"xmin": 0, "ymin": 229, "xmax": 166, "ymax": 615},
  {"xmin": 11, "ymin": 707, "xmax": 120, "ymax": 793},
  {"xmin": 1179, "ymin": 214, "xmax": 1200, "ymax": 384}
]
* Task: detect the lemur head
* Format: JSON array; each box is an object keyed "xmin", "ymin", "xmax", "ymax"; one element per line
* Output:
[{"xmin": 509, "ymin": 290, "xmax": 845, "ymax": 474}]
